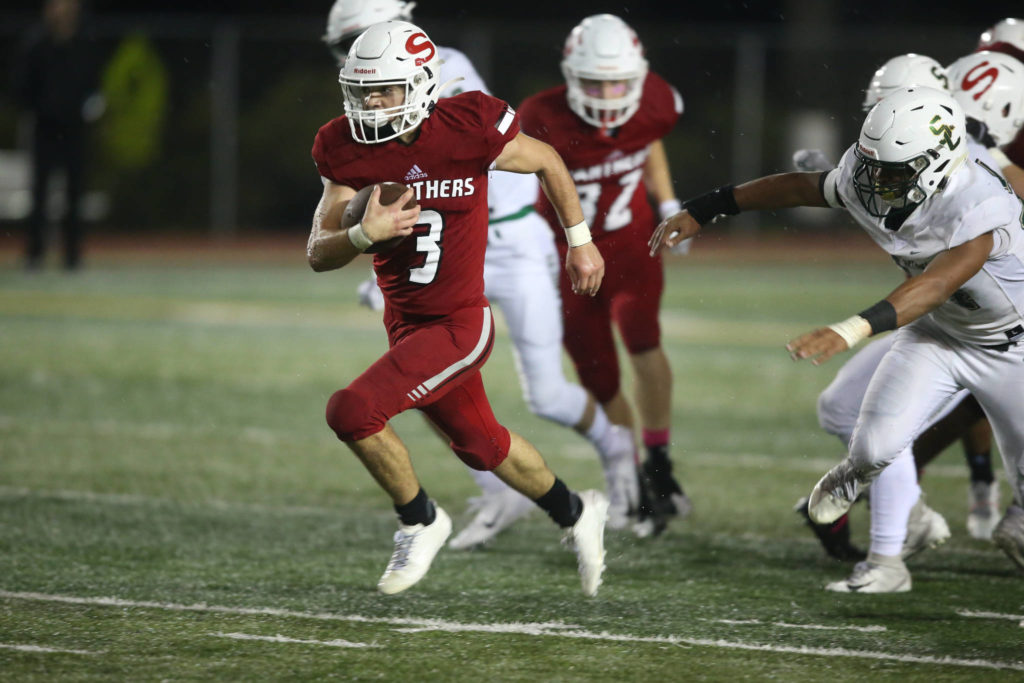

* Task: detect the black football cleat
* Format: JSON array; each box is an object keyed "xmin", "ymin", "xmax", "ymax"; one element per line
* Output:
[
  {"xmin": 794, "ymin": 497, "xmax": 866, "ymax": 562},
  {"xmin": 634, "ymin": 458, "xmax": 692, "ymax": 537}
]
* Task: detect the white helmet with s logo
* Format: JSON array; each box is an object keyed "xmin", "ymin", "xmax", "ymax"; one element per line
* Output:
[
  {"xmin": 339, "ymin": 20, "xmax": 441, "ymax": 144},
  {"xmin": 948, "ymin": 51, "xmax": 1024, "ymax": 146}
]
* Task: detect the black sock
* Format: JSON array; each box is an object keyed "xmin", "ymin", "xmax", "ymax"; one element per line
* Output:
[
  {"xmin": 534, "ymin": 478, "xmax": 582, "ymax": 528},
  {"xmin": 965, "ymin": 450, "xmax": 994, "ymax": 484},
  {"xmin": 394, "ymin": 487, "xmax": 436, "ymax": 526},
  {"xmin": 645, "ymin": 444, "xmax": 672, "ymax": 472}
]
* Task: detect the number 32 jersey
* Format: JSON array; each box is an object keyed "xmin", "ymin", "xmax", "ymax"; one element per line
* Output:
[
  {"xmin": 311, "ymin": 91, "xmax": 520, "ymax": 319},
  {"xmin": 518, "ymin": 72, "xmax": 682, "ymax": 245}
]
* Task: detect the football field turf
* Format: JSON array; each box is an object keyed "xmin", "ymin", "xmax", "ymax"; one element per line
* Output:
[{"xmin": 1, "ymin": 241, "xmax": 1021, "ymax": 680}]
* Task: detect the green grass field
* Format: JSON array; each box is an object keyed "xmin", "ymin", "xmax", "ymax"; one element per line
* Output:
[{"xmin": 1, "ymin": 244, "xmax": 1022, "ymax": 681}]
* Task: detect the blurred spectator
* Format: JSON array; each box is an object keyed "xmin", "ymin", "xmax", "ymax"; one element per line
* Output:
[{"xmin": 11, "ymin": 0, "xmax": 105, "ymax": 270}]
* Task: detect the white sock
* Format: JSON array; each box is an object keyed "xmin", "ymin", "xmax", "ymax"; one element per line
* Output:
[
  {"xmin": 584, "ymin": 404, "xmax": 611, "ymax": 445},
  {"xmin": 869, "ymin": 448, "xmax": 920, "ymax": 557}
]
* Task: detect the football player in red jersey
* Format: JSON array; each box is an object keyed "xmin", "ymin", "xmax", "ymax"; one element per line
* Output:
[
  {"xmin": 308, "ymin": 20, "xmax": 610, "ymax": 597},
  {"xmin": 518, "ymin": 14, "xmax": 690, "ymax": 534}
]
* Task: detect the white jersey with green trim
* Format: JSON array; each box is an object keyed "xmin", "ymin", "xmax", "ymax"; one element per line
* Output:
[
  {"xmin": 439, "ymin": 46, "xmax": 538, "ymax": 222},
  {"xmin": 823, "ymin": 143, "xmax": 1024, "ymax": 346}
]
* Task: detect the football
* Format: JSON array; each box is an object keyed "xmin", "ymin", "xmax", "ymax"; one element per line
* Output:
[{"xmin": 342, "ymin": 182, "xmax": 418, "ymax": 254}]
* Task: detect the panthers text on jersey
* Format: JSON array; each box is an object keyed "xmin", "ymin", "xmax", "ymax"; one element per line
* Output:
[
  {"xmin": 312, "ymin": 90, "xmax": 519, "ymax": 318},
  {"xmin": 823, "ymin": 144, "xmax": 1024, "ymax": 346},
  {"xmin": 519, "ymin": 72, "xmax": 683, "ymax": 244}
]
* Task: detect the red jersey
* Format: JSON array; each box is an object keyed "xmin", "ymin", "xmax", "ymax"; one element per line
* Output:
[
  {"xmin": 519, "ymin": 72, "xmax": 682, "ymax": 244},
  {"xmin": 312, "ymin": 91, "xmax": 519, "ymax": 318}
]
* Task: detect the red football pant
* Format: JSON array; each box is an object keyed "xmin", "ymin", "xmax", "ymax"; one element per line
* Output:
[
  {"xmin": 559, "ymin": 234, "xmax": 664, "ymax": 404},
  {"xmin": 325, "ymin": 305, "xmax": 512, "ymax": 471}
]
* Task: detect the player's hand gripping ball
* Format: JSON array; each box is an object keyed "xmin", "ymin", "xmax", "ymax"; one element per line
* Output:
[{"xmin": 342, "ymin": 182, "xmax": 419, "ymax": 254}]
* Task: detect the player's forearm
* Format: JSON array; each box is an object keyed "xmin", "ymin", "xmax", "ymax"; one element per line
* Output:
[
  {"xmin": 644, "ymin": 141, "xmax": 675, "ymax": 204},
  {"xmin": 307, "ymin": 198, "xmax": 361, "ymax": 272},
  {"xmin": 882, "ymin": 277, "xmax": 956, "ymax": 327},
  {"xmin": 537, "ymin": 156, "xmax": 584, "ymax": 228}
]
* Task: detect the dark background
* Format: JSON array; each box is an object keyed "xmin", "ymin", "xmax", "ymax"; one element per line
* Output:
[{"xmin": 0, "ymin": 1, "xmax": 1018, "ymax": 235}]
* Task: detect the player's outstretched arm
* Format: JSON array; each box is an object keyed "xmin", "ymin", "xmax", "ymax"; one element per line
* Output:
[
  {"xmin": 787, "ymin": 232, "xmax": 994, "ymax": 365},
  {"xmin": 649, "ymin": 172, "xmax": 827, "ymax": 256},
  {"xmin": 307, "ymin": 181, "xmax": 419, "ymax": 272},
  {"xmin": 493, "ymin": 132, "xmax": 604, "ymax": 296}
]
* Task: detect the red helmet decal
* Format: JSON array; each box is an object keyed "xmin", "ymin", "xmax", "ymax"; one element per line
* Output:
[
  {"xmin": 962, "ymin": 61, "xmax": 999, "ymax": 100},
  {"xmin": 406, "ymin": 32, "xmax": 436, "ymax": 67}
]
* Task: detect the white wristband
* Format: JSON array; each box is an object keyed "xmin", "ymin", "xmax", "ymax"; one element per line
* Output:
[
  {"xmin": 989, "ymin": 147, "xmax": 1011, "ymax": 169},
  {"xmin": 659, "ymin": 199, "xmax": 682, "ymax": 221},
  {"xmin": 347, "ymin": 223, "xmax": 373, "ymax": 252},
  {"xmin": 827, "ymin": 315, "xmax": 872, "ymax": 350},
  {"xmin": 564, "ymin": 220, "xmax": 592, "ymax": 248}
]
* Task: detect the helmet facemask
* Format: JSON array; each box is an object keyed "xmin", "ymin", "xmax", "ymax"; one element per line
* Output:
[
  {"xmin": 563, "ymin": 71, "xmax": 646, "ymax": 129},
  {"xmin": 340, "ymin": 69, "xmax": 437, "ymax": 143},
  {"xmin": 853, "ymin": 147, "xmax": 932, "ymax": 217}
]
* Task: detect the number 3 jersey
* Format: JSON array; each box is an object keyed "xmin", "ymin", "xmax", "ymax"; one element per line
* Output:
[
  {"xmin": 312, "ymin": 91, "xmax": 520, "ymax": 319},
  {"xmin": 518, "ymin": 72, "xmax": 683, "ymax": 245},
  {"xmin": 822, "ymin": 143, "xmax": 1024, "ymax": 347}
]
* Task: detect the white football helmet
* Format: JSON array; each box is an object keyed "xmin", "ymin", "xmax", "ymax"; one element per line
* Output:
[
  {"xmin": 978, "ymin": 18, "xmax": 1024, "ymax": 54},
  {"xmin": 862, "ymin": 54, "xmax": 949, "ymax": 110},
  {"xmin": 854, "ymin": 87, "xmax": 967, "ymax": 217},
  {"xmin": 948, "ymin": 51, "xmax": 1024, "ymax": 146},
  {"xmin": 339, "ymin": 21, "xmax": 441, "ymax": 143},
  {"xmin": 323, "ymin": 0, "xmax": 415, "ymax": 65},
  {"xmin": 561, "ymin": 14, "xmax": 648, "ymax": 129}
]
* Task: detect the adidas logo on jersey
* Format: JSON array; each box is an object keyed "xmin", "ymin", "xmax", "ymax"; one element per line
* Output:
[{"xmin": 405, "ymin": 164, "xmax": 428, "ymax": 181}]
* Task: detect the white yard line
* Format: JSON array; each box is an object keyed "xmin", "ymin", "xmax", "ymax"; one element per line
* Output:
[
  {"xmin": 1, "ymin": 590, "xmax": 1021, "ymax": 671},
  {"xmin": 957, "ymin": 609, "xmax": 1024, "ymax": 622},
  {"xmin": 0, "ymin": 642, "xmax": 101, "ymax": 655},
  {"xmin": 209, "ymin": 632, "xmax": 377, "ymax": 648},
  {"xmin": 712, "ymin": 619, "xmax": 886, "ymax": 633}
]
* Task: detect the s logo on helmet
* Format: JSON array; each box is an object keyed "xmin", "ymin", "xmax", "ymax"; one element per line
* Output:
[
  {"xmin": 406, "ymin": 33, "xmax": 436, "ymax": 67},
  {"xmin": 929, "ymin": 115, "xmax": 961, "ymax": 151},
  {"xmin": 961, "ymin": 61, "xmax": 999, "ymax": 100}
]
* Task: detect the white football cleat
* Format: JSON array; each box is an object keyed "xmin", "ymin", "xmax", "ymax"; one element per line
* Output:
[
  {"xmin": 902, "ymin": 496, "xmax": 950, "ymax": 560},
  {"xmin": 966, "ymin": 480, "xmax": 1000, "ymax": 541},
  {"xmin": 826, "ymin": 553, "xmax": 911, "ymax": 593},
  {"xmin": 563, "ymin": 490, "xmax": 609, "ymax": 597},
  {"xmin": 993, "ymin": 504, "xmax": 1024, "ymax": 571},
  {"xmin": 807, "ymin": 460, "xmax": 861, "ymax": 525},
  {"xmin": 598, "ymin": 425, "xmax": 640, "ymax": 530},
  {"xmin": 377, "ymin": 505, "xmax": 452, "ymax": 595},
  {"xmin": 448, "ymin": 489, "xmax": 534, "ymax": 550}
]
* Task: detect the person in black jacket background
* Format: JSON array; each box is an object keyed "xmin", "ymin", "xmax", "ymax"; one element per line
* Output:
[{"xmin": 12, "ymin": 0, "xmax": 103, "ymax": 270}]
